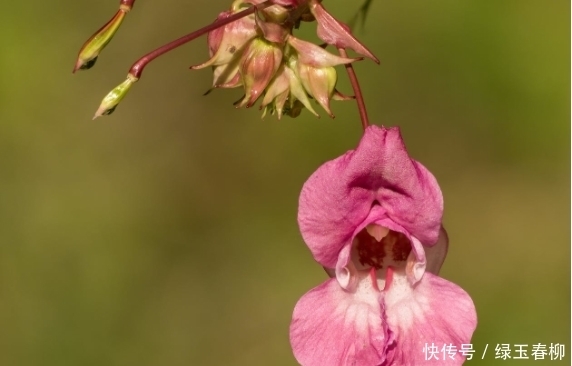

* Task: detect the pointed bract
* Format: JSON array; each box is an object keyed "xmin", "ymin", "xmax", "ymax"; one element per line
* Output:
[
  {"xmin": 287, "ymin": 35, "xmax": 359, "ymax": 68},
  {"xmin": 309, "ymin": 0, "xmax": 379, "ymax": 63}
]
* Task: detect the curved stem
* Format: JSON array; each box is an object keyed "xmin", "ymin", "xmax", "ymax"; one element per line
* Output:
[
  {"xmin": 338, "ymin": 47, "xmax": 369, "ymax": 130},
  {"xmin": 129, "ymin": 1, "xmax": 274, "ymax": 78},
  {"xmin": 120, "ymin": 0, "xmax": 136, "ymax": 8}
]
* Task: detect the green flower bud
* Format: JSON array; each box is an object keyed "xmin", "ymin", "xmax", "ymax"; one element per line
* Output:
[
  {"xmin": 73, "ymin": 3, "xmax": 133, "ymax": 72},
  {"xmin": 93, "ymin": 74, "xmax": 138, "ymax": 119}
]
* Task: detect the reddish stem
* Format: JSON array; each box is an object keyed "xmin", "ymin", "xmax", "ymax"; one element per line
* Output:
[
  {"xmin": 338, "ymin": 47, "xmax": 369, "ymax": 131},
  {"xmin": 128, "ymin": 1, "xmax": 273, "ymax": 79},
  {"xmin": 120, "ymin": 0, "xmax": 136, "ymax": 7}
]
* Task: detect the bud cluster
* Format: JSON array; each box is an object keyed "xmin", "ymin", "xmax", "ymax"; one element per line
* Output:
[
  {"xmin": 74, "ymin": 0, "xmax": 378, "ymax": 120},
  {"xmin": 193, "ymin": 0, "xmax": 378, "ymax": 119}
]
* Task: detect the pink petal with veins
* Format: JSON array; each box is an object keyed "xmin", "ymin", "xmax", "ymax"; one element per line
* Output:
[{"xmin": 290, "ymin": 278, "xmax": 391, "ymax": 366}]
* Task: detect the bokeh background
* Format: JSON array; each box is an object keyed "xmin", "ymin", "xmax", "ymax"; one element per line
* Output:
[{"xmin": 0, "ymin": 0, "xmax": 569, "ymax": 365}]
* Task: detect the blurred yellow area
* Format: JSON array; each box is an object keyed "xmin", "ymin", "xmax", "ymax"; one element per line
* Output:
[{"xmin": 0, "ymin": 0, "xmax": 569, "ymax": 365}]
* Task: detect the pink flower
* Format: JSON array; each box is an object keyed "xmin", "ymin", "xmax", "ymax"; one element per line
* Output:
[{"xmin": 290, "ymin": 126, "xmax": 477, "ymax": 366}]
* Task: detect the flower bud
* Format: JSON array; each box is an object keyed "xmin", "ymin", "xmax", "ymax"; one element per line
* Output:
[
  {"xmin": 73, "ymin": 4, "xmax": 133, "ymax": 73},
  {"xmin": 282, "ymin": 59, "xmax": 319, "ymax": 116},
  {"xmin": 235, "ymin": 38, "xmax": 283, "ymax": 108},
  {"xmin": 297, "ymin": 64, "xmax": 338, "ymax": 117},
  {"xmin": 260, "ymin": 57, "xmax": 320, "ymax": 119},
  {"xmin": 191, "ymin": 10, "xmax": 257, "ymax": 88},
  {"xmin": 93, "ymin": 74, "xmax": 138, "ymax": 119},
  {"xmin": 286, "ymin": 36, "xmax": 358, "ymax": 117},
  {"xmin": 192, "ymin": 11, "xmax": 257, "ymax": 69},
  {"xmin": 260, "ymin": 64, "xmax": 290, "ymax": 118}
]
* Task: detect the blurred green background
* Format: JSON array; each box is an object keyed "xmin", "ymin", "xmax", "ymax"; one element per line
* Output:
[{"xmin": 0, "ymin": 0, "xmax": 569, "ymax": 365}]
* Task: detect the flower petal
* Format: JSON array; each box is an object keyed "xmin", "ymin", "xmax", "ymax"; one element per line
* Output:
[
  {"xmin": 287, "ymin": 35, "xmax": 359, "ymax": 68},
  {"xmin": 298, "ymin": 125, "xmax": 443, "ymax": 268},
  {"xmin": 384, "ymin": 272, "xmax": 477, "ymax": 365},
  {"xmin": 290, "ymin": 278, "xmax": 390, "ymax": 366}
]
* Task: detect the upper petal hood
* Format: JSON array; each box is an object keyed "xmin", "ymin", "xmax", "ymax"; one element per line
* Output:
[{"xmin": 298, "ymin": 125, "xmax": 443, "ymax": 268}]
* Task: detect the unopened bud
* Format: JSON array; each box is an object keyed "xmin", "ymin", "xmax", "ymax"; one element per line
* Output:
[
  {"xmin": 93, "ymin": 74, "xmax": 138, "ymax": 119},
  {"xmin": 297, "ymin": 64, "xmax": 337, "ymax": 117},
  {"xmin": 286, "ymin": 36, "xmax": 358, "ymax": 117},
  {"xmin": 261, "ymin": 58, "xmax": 319, "ymax": 119},
  {"xmin": 282, "ymin": 59, "xmax": 319, "ymax": 117},
  {"xmin": 193, "ymin": 11, "xmax": 257, "ymax": 69},
  {"xmin": 261, "ymin": 64, "xmax": 290, "ymax": 118},
  {"xmin": 73, "ymin": 3, "xmax": 133, "ymax": 73},
  {"xmin": 191, "ymin": 10, "xmax": 257, "ymax": 89},
  {"xmin": 236, "ymin": 38, "xmax": 283, "ymax": 108}
]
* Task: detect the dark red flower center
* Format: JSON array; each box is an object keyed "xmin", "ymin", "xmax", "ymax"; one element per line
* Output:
[{"xmin": 355, "ymin": 228, "xmax": 412, "ymax": 270}]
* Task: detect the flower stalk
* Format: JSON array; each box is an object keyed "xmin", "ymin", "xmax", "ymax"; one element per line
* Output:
[
  {"xmin": 77, "ymin": 0, "xmax": 378, "ymax": 121},
  {"xmin": 338, "ymin": 47, "xmax": 369, "ymax": 130},
  {"xmin": 127, "ymin": 2, "xmax": 274, "ymax": 80},
  {"xmin": 92, "ymin": 1, "xmax": 275, "ymax": 118}
]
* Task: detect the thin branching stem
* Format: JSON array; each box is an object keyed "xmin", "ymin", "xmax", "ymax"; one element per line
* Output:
[
  {"xmin": 128, "ymin": 1, "xmax": 274, "ymax": 79},
  {"xmin": 338, "ymin": 48, "xmax": 369, "ymax": 130},
  {"xmin": 120, "ymin": 0, "xmax": 136, "ymax": 8}
]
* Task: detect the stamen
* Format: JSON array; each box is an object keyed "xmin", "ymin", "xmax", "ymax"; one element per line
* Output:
[
  {"xmin": 369, "ymin": 267, "xmax": 380, "ymax": 292},
  {"xmin": 383, "ymin": 266, "xmax": 394, "ymax": 291}
]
